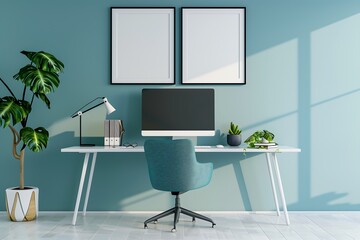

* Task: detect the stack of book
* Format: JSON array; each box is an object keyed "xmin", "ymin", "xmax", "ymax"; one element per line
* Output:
[{"xmin": 254, "ymin": 142, "xmax": 278, "ymax": 149}]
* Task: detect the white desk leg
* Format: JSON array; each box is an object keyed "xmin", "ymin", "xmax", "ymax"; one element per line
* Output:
[
  {"xmin": 72, "ymin": 153, "xmax": 90, "ymax": 226},
  {"xmin": 266, "ymin": 153, "xmax": 280, "ymax": 216},
  {"xmin": 83, "ymin": 152, "xmax": 97, "ymax": 216},
  {"xmin": 272, "ymin": 153, "xmax": 290, "ymax": 225}
]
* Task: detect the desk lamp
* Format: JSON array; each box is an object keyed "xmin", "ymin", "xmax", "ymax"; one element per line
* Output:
[{"xmin": 71, "ymin": 97, "xmax": 116, "ymax": 146}]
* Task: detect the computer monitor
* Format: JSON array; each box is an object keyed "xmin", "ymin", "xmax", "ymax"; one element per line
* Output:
[{"xmin": 141, "ymin": 88, "xmax": 215, "ymax": 137}]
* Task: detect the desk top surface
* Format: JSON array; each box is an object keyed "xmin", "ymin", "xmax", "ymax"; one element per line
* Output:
[{"xmin": 61, "ymin": 145, "xmax": 301, "ymax": 153}]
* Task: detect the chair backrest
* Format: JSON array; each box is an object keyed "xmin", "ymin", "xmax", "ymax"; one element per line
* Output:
[{"xmin": 144, "ymin": 139, "xmax": 213, "ymax": 193}]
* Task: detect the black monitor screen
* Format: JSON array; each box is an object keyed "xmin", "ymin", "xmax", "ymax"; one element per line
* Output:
[{"xmin": 142, "ymin": 89, "xmax": 214, "ymax": 136}]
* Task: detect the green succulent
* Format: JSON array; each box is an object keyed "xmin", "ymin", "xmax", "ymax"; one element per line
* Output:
[
  {"xmin": 244, "ymin": 130, "xmax": 275, "ymax": 148},
  {"xmin": 228, "ymin": 122, "xmax": 242, "ymax": 135},
  {"xmin": 0, "ymin": 50, "xmax": 64, "ymax": 189}
]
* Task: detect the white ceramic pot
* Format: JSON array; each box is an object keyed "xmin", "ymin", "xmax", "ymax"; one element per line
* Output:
[{"xmin": 5, "ymin": 186, "xmax": 39, "ymax": 222}]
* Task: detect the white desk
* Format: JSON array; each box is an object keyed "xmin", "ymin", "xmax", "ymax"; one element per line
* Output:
[{"xmin": 61, "ymin": 145, "xmax": 300, "ymax": 225}]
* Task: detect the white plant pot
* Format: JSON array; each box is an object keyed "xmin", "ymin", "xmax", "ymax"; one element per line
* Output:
[{"xmin": 5, "ymin": 186, "xmax": 39, "ymax": 222}]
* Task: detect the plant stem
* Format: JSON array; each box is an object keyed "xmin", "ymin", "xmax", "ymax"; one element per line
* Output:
[
  {"xmin": 30, "ymin": 93, "xmax": 35, "ymax": 105},
  {"xmin": 22, "ymin": 85, "xmax": 26, "ymax": 101},
  {"xmin": 9, "ymin": 125, "xmax": 21, "ymax": 160},
  {"xmin": 8, "ymin": 125, "xmax": 25, "ymax": 189},
  {"xmin": 0, "ymin": 77, "xmax": 17, "ymax": 99},
  {"xmin": 22, "ymin": 93, "xmax": 35, "ymax": 127},
  {"xmin": 19, "ymin": 149, "xmax": 25, "ymax": 190}
]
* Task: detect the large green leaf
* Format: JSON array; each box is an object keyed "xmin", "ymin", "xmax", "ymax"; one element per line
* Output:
[
  {"xmin": 0, "ymin": 97, "xmax": 31, "ymax": 128},
  {"xmin": 263, "ymin": 130, "xmax": 275, "ymax": 142},
  {"xmin": 14, "ymin": 64, "xmax": 60, "ymax": 94},
  {"xmin": 20, "ymin": 127, "xmax": 49, "ymax": 152},
  {"xmin": 34, "ymin": 93, "xmax": 51, "ymax": 109},
  {"xmin": 21, "ymin": 51, "xmax": 64, "ymax": 73}
]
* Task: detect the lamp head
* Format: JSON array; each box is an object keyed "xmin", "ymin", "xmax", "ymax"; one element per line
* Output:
[{"xmin": 103, "ymin": 97, "xmax": 116, "ymax": 114}]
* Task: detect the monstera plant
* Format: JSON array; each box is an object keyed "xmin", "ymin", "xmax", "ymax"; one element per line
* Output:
[{"xmin": 0, "ymin": 50, "xmax": 64, "ymax": 221}]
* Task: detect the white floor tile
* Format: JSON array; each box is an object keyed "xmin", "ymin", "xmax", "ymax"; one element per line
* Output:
[{"xmin": 0, "ymin": 212, "xmax": 360, "ymax": 240}]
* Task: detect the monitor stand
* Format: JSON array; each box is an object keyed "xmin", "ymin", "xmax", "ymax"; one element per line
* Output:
[{"xmin": 172, "ymin": 136, "xmax": 197, "ymax": 146}]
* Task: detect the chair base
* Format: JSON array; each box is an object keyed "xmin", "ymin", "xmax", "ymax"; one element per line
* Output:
[{"xmin": 144, "ymin": 195, "xmax": 216, "ymax": 232}]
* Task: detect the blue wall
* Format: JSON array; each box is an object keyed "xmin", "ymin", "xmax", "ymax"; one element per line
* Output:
[{"xmin": 1, "ymin": 0, "xmax": 360, "ymax": 211}]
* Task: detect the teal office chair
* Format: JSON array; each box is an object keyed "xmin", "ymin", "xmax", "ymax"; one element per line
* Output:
[{"xmin": 144, "ymin": 139, "xmax": 216, "ymax": 232}]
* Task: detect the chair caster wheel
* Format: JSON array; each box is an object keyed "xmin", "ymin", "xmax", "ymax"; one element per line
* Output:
[
  {"xmin": 192, "ymin": 217, "xmax": 196, "ymax": 222},
  {"xmin": 171, "ymin": 228, "xmax": 176, "ymax": 233},
  {"xmin": 153, "ymin": 220, "xmax": 158, "ymax": 224},
  {"xmin": 212, "ymin": 223, "xmax": 216, "ymax": 228},
  {"xmin": 144, "ymin": 224, "xmax": 148, "ymax": 229}
]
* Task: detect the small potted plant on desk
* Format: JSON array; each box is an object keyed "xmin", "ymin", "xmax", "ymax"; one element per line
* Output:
[
  {"xmin": 244, "ymin": 130, "xmax": 276, "ymax": 148},
  {"xmin": 0, "ymin": 50, "xmax": 64, "ymax": 221},
  {"xmin": 227, "ymin": 122, "xmax": 242, "ymax": 146}
]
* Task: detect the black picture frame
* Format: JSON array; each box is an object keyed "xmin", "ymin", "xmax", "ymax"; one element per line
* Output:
[
  {"xmin": 110, "ymin": 7, "xmax": 175, "ymax": 85},
  {"xmin": 181, "ymin": 7, "xmax": 246, "ymax": 85}
]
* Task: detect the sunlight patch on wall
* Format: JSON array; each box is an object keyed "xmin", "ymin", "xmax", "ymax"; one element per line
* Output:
[
  {"xmin": 185, "ymin": 62, "xmax": 241, "ymax": 84},
  {"xmin": 311, "ymin": 13, "xmax": 360, "ymax": 105},
  {"xmin": 215, "ymin": 39, "xmax": 298, "ymax": 141},
  {"xmin": 48, "ymin": 117, "xmax": 76, "ymax": 138},
  {"xmin": 48, "ymin": 107, "xmax": 107, "ymax": 137},
  {"xmin": 217, "ymin": 39, "xmax": 298, "ymax": 128},
  {"xmin": 311, "ymin": 13, "xmax": 360, "ymax": 206},
  {"xmin": 311, "ymin": 92, "xmax": 360, "ymax": 205}
]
